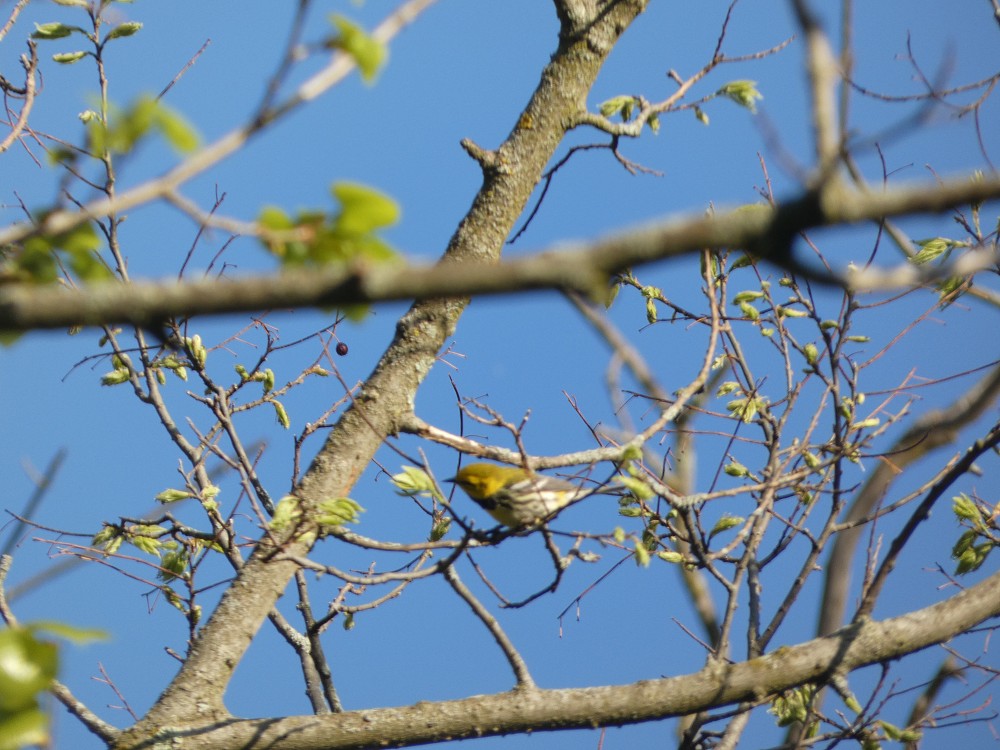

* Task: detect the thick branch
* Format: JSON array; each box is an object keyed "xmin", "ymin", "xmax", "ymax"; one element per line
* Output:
[
  {"xmin": 114, "ymin": 568, "xmax": 1000, "ymax": 750},
  {"xmin": 2, "ymin": 175, "xmax": 998, "ymax": 332},
  {"xmin": 126, "ymin": 1, "xmax": 650, "ymax": 732}
]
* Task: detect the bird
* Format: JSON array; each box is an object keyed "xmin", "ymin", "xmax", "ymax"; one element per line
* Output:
[{"xmin": 447, "ymin": 462, "xmax": 614, "ymax": 529}]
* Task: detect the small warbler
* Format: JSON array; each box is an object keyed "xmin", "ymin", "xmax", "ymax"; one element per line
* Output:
[{"xmin": 448, "ymin": 462, "xmax": 612, "ymax": 528}]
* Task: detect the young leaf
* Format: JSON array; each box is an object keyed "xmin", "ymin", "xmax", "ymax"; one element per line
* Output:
[
  {"xmin": 718, "ymin": 80, "xmax": 763, "ymax": 113},
  {"xmin": 52, "ymin": 51, "xmax": 88, "ymax": 64},
  {"xmin": 31, "ymin": 22, "xmax": 77, "ymax": 40},
  {"xmin": 106, "ymin": 21, "xmax": 142, "ymax": 40},
  {"xmin": 332, "ymin": 182, "xmax": 400, "ymax": 234},
  {"xmin": 329, "ymin": 15, "xmax": 387, "ymax": 82}
]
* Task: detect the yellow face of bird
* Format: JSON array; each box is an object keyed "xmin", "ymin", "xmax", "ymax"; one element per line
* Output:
[{"xmin": 450, "ymin": 463, "xmax": 515, "ymax": 501}]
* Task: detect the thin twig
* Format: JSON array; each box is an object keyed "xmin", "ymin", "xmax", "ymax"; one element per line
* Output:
[{"xmin": 443, "ymin": 564, "xmax": 536, "ymax": 689}]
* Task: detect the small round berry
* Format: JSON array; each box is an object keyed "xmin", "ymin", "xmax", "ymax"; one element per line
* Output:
[{"xmin": 335, "ymin": 342, "xmax": 349, "ymax": 356}]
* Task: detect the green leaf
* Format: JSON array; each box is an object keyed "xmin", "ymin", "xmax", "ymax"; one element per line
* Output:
[
  {"xmin": 936, "ymin": 275, "xmax": 965, "ymax": 305},
  {"xmin": 732, "ymin": 290, "xmax": 765, "ymax": 304},
  {"xmin": 726, "ymin": 397, "xmax": 765, "ymax": 424},
  {"xmin": 0, "ymin": 628, "xmax": 58, "ymax": 713},
  {"xmin": 910, "ymin": 237, "xmax": 956, "ymax": 265},
  {"xmin": 803, "ymin": 343, "xmax": 819, "ymax": 365},
  {"xmin": 657, "ymin": 550, "xmax": 684, "ymax": 563},
  {"xmin": 271, "ymin": 400, "xmax": 290, "ymax": 429},
  {"xmin": 31, "ymin": 22, "xmax": 77, "ymax": 40},
  {"xmin": 0, "ymin": 706, "xmax": 49, "ymax": 750},
  {"xmin": 738, "ymin": 300, "xmax": 759, "ymax": 320},
  {"xmin": 952, "ymin": 493, "xmax": 980, "ymax": 521},
  {"xmin": 52, "ymin": 51, "xmax": 88, "ymax": 64},
  {"xmin": 716, "ymin": 381, "xmax": 740, "ymax": 397},
  {"xmin": 158, "ymin": 549, "xmax": 189, "ymax": 582},
  {"xmin": 718, "ymin": 80, "xmax": 763, "ymax": 113},
  {"xmin": 709, "ymin": 514, "xmax": 744, "ymax": 538},
  {"xmin": 724, "ymin": 460, "xmax": 750, "ymax": 478},
  {"xmin": 153, "ymin": 104, "xmax": 199, "ymax": 153},
  {"xmin": 616, "ymin": 475, "xmax": 655, "ymax": 501},
  {"xmin": 0, "ymin": 331, "xmax": 24, "ymax": 348},
  {"xmin": 27, "ymin": 621, "xmax": 106, "ymax": 645},
  {"xmin": 10, "ymin": 240, "xmax": 58, "ymax": 284},
  {"xmin": 90, "ymin": 95, "xmax": 199, "ymax": 156},
  {"xmin": 260, "ymin": 368, "xmax": 275, "ymax": 395},
  {"xmin": 633, "ymin": 540, "xmax": 651, "ymax": 567},
  {"xmin": 258, "ymin": 206, "xmax": 294, "ymax": 231},
  {"xmin": 430, "ymin": 517, "xmax": 451, "ymax": 541},
  {"xmin": 270, "ymin": 496, "xmax": 302, "ymax": 531},
  {"xmin": 598, "ymin": 95, "xmax": 638, "ymax": 122},
  {"xmin": 258, "ymin": 184, "xmax": 399, "ymax": 272},
  {"xmin": 128, "ymin": 534, "xmax": 162, "ymax": 556},
  {"xmin": 391, "ymin": 466, "xmax": 437, "ymax": 496},
  {"xmin": 155, "ymin": 488, "xmax": 195, "ymax": 504},
  {"xmin": 106, "ymin": 21, "xmax": 142, "ymax": 40},
  {"xmin": 332, "ymin": 182, "xmax": 400, "ymax": 234},
  {"xmin": 330, "ymin": 15, "xmax": 387, "ymax": 82},
  {"xmin": 101, "ymin": 369, "xmax": 130, "ymax": 386},
  {"xmin": 316, "ymin": 497, "xmax": 364, "ymax": 526}
]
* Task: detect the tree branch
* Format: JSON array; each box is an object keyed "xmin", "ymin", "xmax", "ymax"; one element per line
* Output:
[
  {"xmin": 2, "ymin": 174, "xmax": 998, "ymax": 333},
  {"xmin": 122, "ymin": 1, "xmax": 651, "ymax": 733},
  {"xmin": 113, "ymin": 568, "xmax": 1000, "ymax": 750},
  {"xmin": 0, "ymin": 0, "xmax": 438, "ymax": 249}
]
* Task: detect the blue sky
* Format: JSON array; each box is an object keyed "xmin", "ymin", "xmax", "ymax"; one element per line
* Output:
[{"xmin": 1, "ymin": 1, "xmax": 997, "ymax": 748}]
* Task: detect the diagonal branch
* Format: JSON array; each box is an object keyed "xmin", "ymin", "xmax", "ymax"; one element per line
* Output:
[
  {"xmin": 0, "ymin": 0, "xmax": 439, "ymax": 249},
  {"xmin": 121, "ymin": 1, "xmax": 652, "ymax": 736}
]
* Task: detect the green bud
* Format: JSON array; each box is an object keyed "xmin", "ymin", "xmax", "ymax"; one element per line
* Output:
[
  {"xmin": 717, "ymin": 80, "xmax": 763, "ymax": 113},
  {"xmin": 850, "ymin": 417, "xmax": 880, "ymax": 431},
  {"xmin": 107, "ymin": 21, "xmax": 142, "ymax": 40},
  {"xmin": 738, "ymin": 301, "xmax": 759, "ymax": 321},
  {"xmin": 101, "ymin": 369, "xmax": 130, "ymax": 386},
  {"xmin": 430, "ymin": 517, "xmax": 451, "ymax": 542},
  {"xmin": 716, "ymin": 381, "xmax": 741, "ymax": 396},
  {"xmin": 32, "ymin": 22, "xmax": 75, "ymax": 40},
  {"xmin": 709, "ymin": 514, "xmax": 744, "ymax": 537},
  {"xmin": 657, "ymin": 550, "xmax": 684, "ymax": 563},
  {"xmin": 272, "ymin": 400, "xmax": 290, "ymax": 429},
  {"xmin": 53, "ymin": 51, "xmax": 88, "ymax": 64},
  {"xmin": 733, "ymin": 290, "xmax": 764, "ymax": 304},
  {"xmin": 391, "ymin": 466, "xmax": 437, "ymax": 496},
  {"xmin": 633, "ymin": 541, "xmax": 651, "ymax": 567},
  {"xmin": 724, "ymin": 461, "xmax": 750, "ymax": 478}
]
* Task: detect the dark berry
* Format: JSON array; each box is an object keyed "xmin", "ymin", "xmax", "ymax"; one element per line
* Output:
[{"xmin": 335, "ymin": 342, "xmax": 349, "ymax": 356}]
